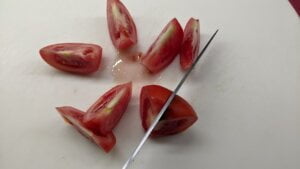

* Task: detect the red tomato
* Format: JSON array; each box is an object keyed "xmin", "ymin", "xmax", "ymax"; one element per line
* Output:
[
  {"xmin": 289, "ymin": 0, "xmax": 300, "ymax": 16},
  {"xmin": 56, "ymin": 106, "xmax": 116, "ymax": 153},
  {"xmin": 83, "ymin": 82, "xmax": 132, "ymax": 135},
  {"xmin": 140, "ymin": 85, "xmax": 198, "ymax": 137},
  {"xmin": 141, "ymin": 18, "xmax": 183, "ymax": 73},
  {"xmin": 180, "ymin": 18, "xmax": 200, "ymax": 70},
  {"xmin": 107, "ymin": 0, "xmax": 137, "ymax": 50},
  {"xmin": 40, "ymin": 43, "xmax": 102, "ymax": 74}
]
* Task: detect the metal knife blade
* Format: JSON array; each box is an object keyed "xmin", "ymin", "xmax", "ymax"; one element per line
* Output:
[{"xmin": 122, "ymin": 29, "xmax": 219, "ymax": 169}]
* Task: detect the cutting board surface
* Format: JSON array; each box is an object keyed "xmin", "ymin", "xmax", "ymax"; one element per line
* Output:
[{"xmin": 1, "ymin": 0, "xmax": 300, "ymax": 169}]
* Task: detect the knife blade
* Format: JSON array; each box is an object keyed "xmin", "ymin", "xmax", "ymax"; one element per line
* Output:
[{"xmin": 122, "ymin": 29, "xmax": 219, "ymax": 169}]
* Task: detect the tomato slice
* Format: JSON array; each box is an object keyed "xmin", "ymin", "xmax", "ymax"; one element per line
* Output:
[
  {"xmin": 141, "ymin": 18, "xmax": 183, "ymax": 73},
  {"xmin": 140, "ymin": 85, "xmax": 198, "ymax": 137},
  {"xmin": 39, "ymin": 43, "xmax": 102, "ymax": 74},
  {"xmin": 56, "ymin": 106, "xmax": 116, "ymax": 153},
  {"xmin": 107, "ymin": 0, "xmax": 137, "ymax": 50},
  {"xmin": 83, "ymin": 82, "xmax": 132, "ymax": 135},
  {"xmin": 289, "ymin": 0, "xmax": 300, "ymax": 16},
  {"xmin": 180, "ymin": 18, "xmax": 200, "ymax": 70}
]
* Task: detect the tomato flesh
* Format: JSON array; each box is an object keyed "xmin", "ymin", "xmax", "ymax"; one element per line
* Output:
[
  {"xmin": 40, "ymin": 43, "xmax": 102, "ymax": 74},
  {"xmin": 107, "ymin": 0, "xmax": 137, "ymax": 50},
  {"xmin": 56, "ymin": 106, "xmax": 116, "ymax": 153},
  {"xmin": 180, "ymin": 18, "xmax": 200, "ymax": 70},
  {"xmin": 140, "ymin": 85, "xmax": 198, "ymax": 137},
  {"xmin": 83, "ymin": 82, "xmax": 132, "ymax": 135},
  {"xmin": 289, "ymin": 0, "xmax": 300, "ymax": 16},
  {"xmin": 141, "ymin": 18, "xmax": 183, "ymax": 73}
]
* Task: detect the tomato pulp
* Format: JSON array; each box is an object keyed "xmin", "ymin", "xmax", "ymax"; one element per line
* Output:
[
  {"xmin": 83, "ymin": 82, "xmax": 132, "ymax": 135},
  {"xmin": 56, "ymin": 106, "xmax": 116, "ymax": 153},
  {"xmin": 40, "ymin": 43, "xmax": 102, "ymax": 74},
  {"xmin": 140, "ymin": 85, "xmax": 198, "ymax": 137},
  {"xmin": 107, "ymin": 0, "xmax": 137, "ymax": 50},
  {"xmin": 180, "ymin": 18, "xmax": 200, "ymax": 70},
  {"xmin": 141, "ymin": 18, "xmax": 183, "ymax": 73}
]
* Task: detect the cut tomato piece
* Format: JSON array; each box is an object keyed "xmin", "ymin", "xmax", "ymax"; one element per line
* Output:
[
  {"xmin": 289, "ymin": 0, "xmax": 300, "ymax": 16},
  {"xmin": 56, "ymin": 106, "xmax": 116, "ymax": 153},
  {"xmin": 141, "ymin": 18, "xmax": 183, "ymax": 73},
  {"xmin": 180, "ymin": 18, "xmax": 200, "ymax": 70},
  {"xmin": 140, "ymin": 85, "xmax": 198, "ymax": 137},
  {"xmin": 83, "ymin": 82, "xmax": 132, "ymax": 135},
  {"xmin": 107, "ymin": 0, "xmax": 137, "ymax": 50},
  {"xmin": 40, "ymin": 43, "xmax": 102, "ymax": 74}
]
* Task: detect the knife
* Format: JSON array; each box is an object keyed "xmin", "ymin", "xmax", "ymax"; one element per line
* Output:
[{"xmin": 122, "ymin": 29, "xmax": 219, "ymax": 169}]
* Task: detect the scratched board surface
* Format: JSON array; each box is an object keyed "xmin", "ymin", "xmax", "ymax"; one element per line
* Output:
[{"xmin": 0, "ymin": 0, "xmax": 300, "ymax": 169}]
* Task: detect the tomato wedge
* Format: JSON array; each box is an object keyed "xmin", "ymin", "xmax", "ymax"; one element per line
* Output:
[
  {"xmin": 40, "ymin": 43, "xmax": 102, "ymax": 74},
  {"xmin": 56, "ymin": 106, "xmax": 116, "ymax": 153},
  {"xmin": 141, "ymin": 18, "xmax": 183, "ymax": 73},
  {"xmin": 289, "ymin": 0, "xmax": 300, "ymax": 16},
  {"xmin": 83, "ymin": 82, "xmax": 132, "ymax": 135},
  {"xmin": 180, "ymin": 18, "xmax": 200, "ymax": 70},
  {"xmin": 140, "ymin": 85, "xmax": 198, "ymax": 137},
  {"xmin": 107, "ymin": 0, "xmax": 137, "ymax": 50}
]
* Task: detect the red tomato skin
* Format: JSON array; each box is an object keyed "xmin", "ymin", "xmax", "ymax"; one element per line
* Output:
[
  {"xmin": 40, "ymin": 43, "xmax": 102, "ymax": 74},
  {"xmin": 83, "ymin": 82, "xmax": 132, "ymax": 135},
  {"xmin": 56, "ymin": 106, "xmax": 116, "ymax": 153},
  {"xmin": 180, "ymin": 18, "xmax": 200, "ymax": 70},
  {"xmin": 141, "ymin": 18, "xmax": 183, "ymax": 73},
  {"xmin": 140, "ymin": 85, "xmax": 198, "ymax": 137},
  {"xmin": 289, "ymin": 0, "xmax": 300, "ymax": 16},
  {"xmin": 107, "ymin": 0, "xmax": 137, "ymax": 50}
]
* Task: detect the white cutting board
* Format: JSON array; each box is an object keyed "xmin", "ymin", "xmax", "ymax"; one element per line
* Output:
[{"xmin": 1, "ymin": 0, "xmax": 300, "ymax": 169}]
